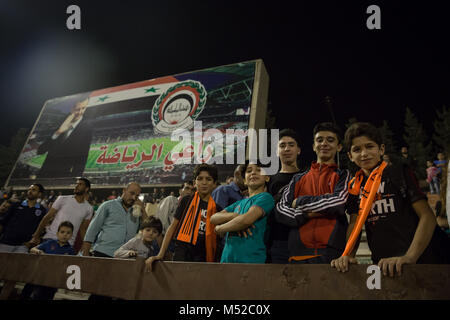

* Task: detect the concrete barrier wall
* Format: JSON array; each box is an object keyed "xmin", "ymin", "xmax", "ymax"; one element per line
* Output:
[{"xmin": 1, "ymin": 253, "xmax": 449, "ymax": 300}]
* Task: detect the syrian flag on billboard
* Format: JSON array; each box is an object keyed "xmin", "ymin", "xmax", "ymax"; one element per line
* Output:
[{"xmin": 86, "ymin": 75, "xmax": 207, "ymax": 135}]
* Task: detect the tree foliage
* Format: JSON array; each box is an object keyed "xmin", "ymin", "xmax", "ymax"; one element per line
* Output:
[
  {"xmin": 402, "ymin": 108, "xmax": 432, "ymax": 179},
  {"xmin": 433, "ymin": 105, "xmax": 450, "ymax": 157}
]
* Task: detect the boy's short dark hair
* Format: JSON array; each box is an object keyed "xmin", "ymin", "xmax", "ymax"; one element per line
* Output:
[
  {"xmin": 344, "ymin": 122, "xmax": 383, "ymax": 152},
  {"xmin": 239, "ymin": 160, "xmax": 272, "ymax": 178},
  {"xmin": 58, "ymin": 221, "xmax": 74, "ymax": 232},
  {"xmin": 193, "ymin": 164, "xmax": 218, "ymax": 182},
  {"xmin": 77, "ymin": 177, "xmax": 91, "ymax": 191},
  {"xmin": 31, "ymin": 183, "xmax": 45, "ymax": 194},
  {"xmin": 279, "ymin": 128, "xmax": 301, "ymax": 147},
  {"xmin": 140, "ymin": 217, "xmax": 163, "ymax": 234},
  {"xmin": 313, "ymin": 122, "xmax": 343, "ymax": 143},
  {"xmin": 181, "ymin": 181, "xmax": 194, "ymax": 189}
]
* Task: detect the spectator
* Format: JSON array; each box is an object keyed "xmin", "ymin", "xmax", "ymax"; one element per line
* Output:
[
  {"xmin": 161, "ymin": 188, "xmax": 167, "ymax": 198},
  {"xmin": 332, "ymin": 122, "xmax": 450, "ymax": 275},
  {"xmin": 0, "ymin": 184, "xmax": 46, "ymax": 253},
  {"xmin": 145, "ymin": 164, "xmax": 221, "ymax": 272},
  {"xmin": 211, "ymin": 164, "xmax": 247, "ymax": 260},
  {"xmin": 226, "ymin": 176, "xmax": 234, "ymax": 185},
  {"xmin": 47, "ymin": 190, "xmax": 57, "ymax": 205},
  {"xmin": 107, "ymin": 190, "xmax": 117, "ymax": 200},
  {"xmin": 29, "ymin": 178, "xmax": 93, "ymax": 249},
  {"xmin": 151, "ymin": 188, "xmax": 161, "ymax": 201},
  {"xmin": 9, "ymin": 192, "xmax": 21, "ymax": 204},
  {"xmin": 81, "ymin": 182, "xmax": 144, "ymax": 258},
  {"xmin": 267, "ymin": 128, "xmax": 301, "ymax": 264},
  {"xmin": 382, "ymin": 154, "xmax": 392, "ymax": 166},
  {"xmin": 178, "ymin": 181, "xmax": 194, "ymax": 201},
  {"xmin": 82, "ymin": 182, "xmax": 144, "ymax": 301},
  {"xmin": 212, "ymin": 165, "xmax": 246, "ymax": 210},
  {"xmin": 114, "ymin": 217, "xmax": 172, "ymax": 259},
  {"xmin": 28, "ymin": 221, "xmax": 75, "ymax": 300},
  {"xmin": 212, "ymin": 162, "xmax": 275, "ymax": 263},
  {"xmin": 0, "ymin": 199, "xmax": 12, "ymax": 215},
  {"xmin": 275, "ymin": 122, "xmax": 350, "ymax": 264},
  {"xmin": 145, "ymin": 196, "xmax": 159, "ymax": 219},
  {"xmin": 434, "ymin": 152, "xmax": 447, "ymax": 179},
  {"xmin": 400, "ymin": 146, "xmax": 416, "ymax": 169},
  {"xmin": 426, "ymin": 160, "xmax": 440, "ymax": 195},
  {"xmin": 156, "ymin": 182, "xmax": 194, "ymax": 234}
]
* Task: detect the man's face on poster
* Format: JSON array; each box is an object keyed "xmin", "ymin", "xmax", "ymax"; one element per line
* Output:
[{"xmin": 71, "ymin": 98, "xmax": 89, "ymax": 123}]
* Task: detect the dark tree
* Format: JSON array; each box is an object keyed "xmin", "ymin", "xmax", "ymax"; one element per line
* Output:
[{"xmin": 403, "ymin": 108, "xmax": 432, "ymax": 179}]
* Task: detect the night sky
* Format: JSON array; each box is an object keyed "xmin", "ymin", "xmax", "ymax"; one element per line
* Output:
[{"xmin": 1, "ymin": 1, "xmax": 449, "ymax": 165}]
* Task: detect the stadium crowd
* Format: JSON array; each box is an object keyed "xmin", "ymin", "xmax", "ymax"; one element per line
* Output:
[{"xmin": 0, "ymin": 122, "xmax": 449, "ymax": 300}]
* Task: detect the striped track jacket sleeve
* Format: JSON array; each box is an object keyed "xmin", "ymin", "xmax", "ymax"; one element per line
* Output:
[
  {"xmin": 274, "ymin": 172, "xmax": 308, "ymax": 227},
  {"xmin": 293, "ymin": 169, "xmax": 350, "ymax": 216}
]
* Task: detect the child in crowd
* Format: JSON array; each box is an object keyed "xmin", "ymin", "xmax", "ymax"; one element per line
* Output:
[
  {"xmin": 114, "ymin": 217, "xmax": 172, "ymax": 259},
  {"xmin": 426, "ymin": 160, "xmax": 440, "ymax": 195},
  {"xmin": 332, "ymin": 122, "xmax": 450, "ymax": 276},
  {"xmin": 28, "ymin": 221, "xmax": 75, "ymax": 300},
  {"xmin": 211, "ymin": 162, "xmax": 275, "ymax": 263},
  {"xmin": 145, "ymin": 164, "xmax": 221, "ymax": 272}
]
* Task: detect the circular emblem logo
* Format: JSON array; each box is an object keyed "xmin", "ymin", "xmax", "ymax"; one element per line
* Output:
[{"xmin": 152, "ymin": 80, "xmax": 207, "ymax": 134}]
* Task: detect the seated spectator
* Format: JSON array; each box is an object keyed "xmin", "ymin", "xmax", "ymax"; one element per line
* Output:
[
  {"xmin": 0, "ymin": 184, "xmax": 46, "ymax": 253},
  {"xmin": 212, "ymin": 162, "xmax": 275, "ymax": 263},
  {"xmin": 28, "ymin": 221, "xmax": 75, "ymax": 300},
  {"xmin": 114, "ymin": 217, "xmax": 172, "ymax": 259}
]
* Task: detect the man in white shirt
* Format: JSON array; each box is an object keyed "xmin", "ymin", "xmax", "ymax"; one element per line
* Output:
[
  {"xmin": 156, "ymin": 182, "xmax": 194, "ymax": 233},
  {"xmin": 28, "ymin": 178, "xmax": 93, "ymax": 248}
]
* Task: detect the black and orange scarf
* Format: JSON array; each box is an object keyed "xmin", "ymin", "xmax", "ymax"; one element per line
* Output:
[
  {"xmin": 175, "ymin": 192, "xmax": 217, "ymax": 262},
  {"xmin": 342, "ymin": 161, "xmax": 387, "ymax": 256}
]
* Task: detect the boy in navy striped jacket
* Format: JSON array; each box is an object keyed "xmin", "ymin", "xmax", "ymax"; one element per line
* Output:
[{"xmin": 275, "ymin": 122, "xmax": 350, "ymax": 264}]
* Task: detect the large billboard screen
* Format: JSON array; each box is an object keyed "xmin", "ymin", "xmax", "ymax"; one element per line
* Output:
[{"xmin": 6, "ymin": 60, "xmax": 269, "ymax": 188}]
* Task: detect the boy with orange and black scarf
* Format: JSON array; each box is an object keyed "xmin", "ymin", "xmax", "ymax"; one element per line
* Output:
[
  {"xmin": 331, "ymin": 122, "xmax": 450, "ymax": 276},
  {"xmin": 275, "ymin": 122, "xmax": 350, "ymax": 264},
  {"xmin": 145, "ymin": 163, "xmax": 222, "ymax": 271}
]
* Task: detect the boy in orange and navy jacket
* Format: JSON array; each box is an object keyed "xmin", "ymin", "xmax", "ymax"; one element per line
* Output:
[{"xmin": 275, "ymin": 122, "xmax": 350, "ymax": 264}]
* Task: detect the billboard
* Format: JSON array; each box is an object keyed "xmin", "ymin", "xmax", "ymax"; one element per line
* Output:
[{"xmin": 6, "ymin": 60, "xmax": 269, "ymax": 189}]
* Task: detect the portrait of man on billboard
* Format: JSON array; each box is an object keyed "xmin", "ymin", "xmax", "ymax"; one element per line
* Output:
[{"xmin": 36, "ymin": 97, "xmax": 95, "ymax": 179}]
